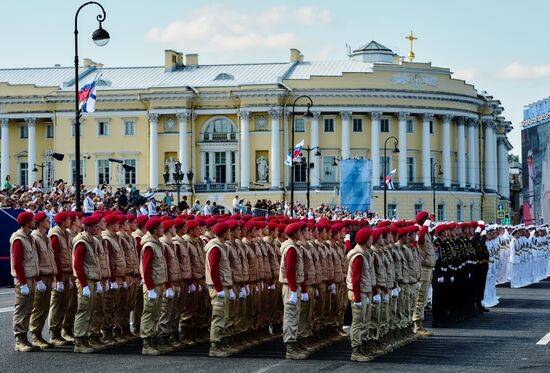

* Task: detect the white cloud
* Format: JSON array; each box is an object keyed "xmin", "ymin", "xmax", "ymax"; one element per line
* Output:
[
  {"xmin": 497, "ymin": 61, "xmax": 550, "ymax": 80},
  {"xmin": 145, "ymin": 5, "xmax": 333, "ymax": 57},
  {"xmin": 453, "ymin": 68, "xmax": 477, "ymax": 82}
]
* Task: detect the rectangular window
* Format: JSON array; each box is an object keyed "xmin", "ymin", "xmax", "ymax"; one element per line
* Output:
[
  {"xmin": 69, "ymin": 160, "xmax": 85, "ymax": 184},
  {"xmin": 407, "ymin": 157, "xmax": 416, "ymax": 183},
  {"xmin": 97, "ymin": 121, "xmax": 109, "ymax": 136},
  {"xmin": 293, "ymin": 157, "xmax": 307, "ymax": 183},
  {"xmin": 96, "ymin": 159, "xmax": 110, "ymax": 184},
  {"xmin": 322, "ymin": 156, "xmax": 337, "ymax": 183},
  {"xmin": 414, "ymin": 203, "xmax": 423, "ymax": 215},
  {"xmin": 352, "ymin": 118, "xmax": 363, "ymax": 132},
  {"xmin": 231, "ymin": 152, "xmax": 236, "ymax": 184},
  {"xmin": 380, "ymin": 119, "xmax": 390, "ymax": 133},
  {"xmin": 46, "ymin": 124, "xmax": 54, "ymax": 139},
  {"xmin": 323, "ymin": 118, "xmax": 335, "ymax": 133},
  {"xmin": 437, "ymin": 204, "xmax": 445, "ymax": 221},
  {"xmin": 215, "ymin": 152, "xmax": 226, "ymax": 184},
  {"xmin": 406, "ymin": 119, "xmax": 414, "ymax": 134},
  {"xmin": 19, "ymin": 162, "xmax": 28, "ymax": 186},
  {"xmin": 429, "ymin": 120, "xmax": 434, "ymax": 134},
  {"xmin": 20, "ymin": 125, "xmax": 28, "ymax": 139},
  {"xmin": 124, "ymin": 120, "xmax": 135, "ymax": 136},
  {"xmin": 123, "ymin": 159, "xmax": 136, "ymax": 185},
  {"xmin": 387, "ymin": 203, "xmax": 397, "ymax": 218},
  {"xmin": 294, "ymin": 118, "xmax": 305, "ymax": 133},
  {"xmin": 457, "ymin": 204, "xmax": 463, "ymax": 222}
]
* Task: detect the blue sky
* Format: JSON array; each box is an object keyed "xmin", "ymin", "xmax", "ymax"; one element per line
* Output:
[{"xmin": 2, "ymin": 0, "xmax": 549, "ymax": 155}]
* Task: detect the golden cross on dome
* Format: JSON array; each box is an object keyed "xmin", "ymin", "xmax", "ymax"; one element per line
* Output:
[{"xmin": 406, "ymin": 31, "xmax": 417, "ymax": 62}]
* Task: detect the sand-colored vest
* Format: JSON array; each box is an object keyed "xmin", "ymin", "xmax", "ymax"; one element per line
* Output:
[
  {"xmin": 392, "ymin": 244, "xmax": 404, "ymax": 283},
  {"xmin": 300, "ymin": 242, "xmax": 316, "ymax": 286},
  {"xmin": 308, "ymin": 242, "xmax": 322, "ymax": 285},
  {"xmin": 226, "ymin": 241, "xmax": 244, "ymax": 284},
  {"xmin": 263, "ymin": 237, "xmax": 280, "ymax": 279},
  {"xmin": 72, "ymin": 232, "xmax": 100, "ymax": 280},
  {"xmin": 243, "ymin": 238, "xmax": 258, "ymax": 282},
  {"xmin": 315, "ymin": 240, "xmax": 329, "ymax": 282},
  {"xmin": 416, "ymin": 226, "xmax": 436, "ymax": 268},
  {"xmin": 93, "ymin": 236, "xmax": 111, "ymax": 279},
  {"xmin": 102, "ymin": 231, "xmax": 126, "ymax": 278},
  {"xmin": 235, "ymin": 239, "xmax": 249, "ymax": 283},
  {"xmin": 160, "ymin": 236, "xmax": 182, "ymax": 282},
  {"xmin": 32, "ymin": 230, "xmax": 57, "ymax": 276},
  {"xmin": 371, "ymin": 246, "xmax": 388, "ymax": 288},
  {"xmin": 204, "ymin": 238, "xmax": 233, "ymax": 287},
  {"xmin": 10, "ymin": 229, "xmax": 39, "ymax": 281},
  {"xmin": 173, "ymin": 236, "xmax": 192, "ymax": 280},
  {"xmin": 140, "ymin": 233, "xmax": 168, "ymax": 286},
  {"xmin": 383, "ymin": 248, "xmax": 395, "ymax": 288},
  {"xmin": 337, "ymin": 242, "xmax": 348, "ymax": 277},
  {"xmin": 346, "ymin": 245, "xmax": 373, "ymax": 293},
  {"xmin": 411, "ymin": 245, "xmax": 421, "ymax": 281},
  {"xmin": 253, "ymin": 239, "xmax": 267, "ymax": 281},
  {"xmin": 325, "ymin": 240, "xmax": 336, "ymax": 282},
  {"xmin": 278, "ymin": 239, "xmax": 305, "ymax": 285},
  {"xmin": 48, "ymin": 226, "xmax": 71, "ymax": 272},
  {"xmin": 330, "ymin": 243, "xmax": 344, "ymax": 283},
  {"xmin": 119, "ymin": 233, "xmax": 139, "ymax": 275},
  {"xmin": 184, "ymin": 235, "xmax": 204, "ymax": 280}
]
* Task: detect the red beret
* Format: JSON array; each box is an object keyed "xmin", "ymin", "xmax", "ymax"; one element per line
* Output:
[
  {"xmin": 390, "ymin": 226, "xmax": 399, "ymax": 236},
  {"xmin": 136, "ymin": 215, "xmax": 148, "ymax": 229},
  {"xmin": 459, "ymin": 222, "xmax": 468, "ymax": 229},
  {"xmin": 331, "ymin": 224, "xmax": 343, "ymax": 235},
  {"xmin": 371, "ymin": 229, "xmax": 381, "ymax": 242},
  {"xmin": 160, "ymin": 215, "xmax": 171, "ymax": 221},
  {"xmin": 213, "ymin": 222, "xmax": 229, "ymax": 236},
  {"xmin": 416, "ymin": 211, "xmax": 429, "ymax": 224},
  {"xmin": 113, "ymin": 210, "xmax": 124, "ymax": 216},
  {"xmin": 470, "ymin": 221, "xmax": 478, "ymax": 228},
  {"xmin": 104, "ymin": 215, "xmax": 119, "ymax": 226},
  {"xmin": 103, "ymin": 210, "xmax": 112, "ymax": 216},
  {"xmin": 82, "ymin": 215, "xmax": 100, "ymax": 226},
  {"xmin": 307, "ymin": 222, "xmax": 316, "ymax": 231},
  {"xmin": 118, "ymin": 215, "xmax": 127, "ymax": 224},
  {"xmin": 92, "ymin": 210, "xmax": 104, "ymax": 218},
  {"xmin": 54, "ymin": 212, "xmax": 70, "ymax": 224},
  {"xmin": 76, "ymin": 212, "xmax": 83, "ymax": 219},
  {"xmin": 127, "ymin": 214, "xmax": 135, "ymax": 222},
  {"xmin": 447, "ymin": 222, "xmax": 457, "ymax": 230},
  {"xmin": 174, "ymin": 219, "xmax": 186, "ymax": 229},
  {"xmin": 434, "ymin": 224, "xmax": 448, "ymax": 235},
  {"xmin": 397, "ymin": 228, "xmax": 408, "ymax": 238},
  {"xmin": 380, "ymin": 227, "xmax": 391, "ymax": 237},
  {"xmin": 242, "ymin": 215, "xmax": 252, "ymax": 221},
  {"xmin": 17, "ymin": 211, "xmax": 33, "ymax": 226},
  {"xmin": 161, "ymin": 220, "xmax": 174, "ymax": 231},
  {"xmin": 244, "ymin": 221, "xmax": 255, "ymax": 232},
  {"xmin": 356, "ymin": 228, "xmax": 372, "ymax": 244},
  {"xmin": 409, "ymin": 225, "xmax": 420, "ymax": 234},
  {"xmin": 284, "ymin": 222, "xmax": 302, "ymax": 236},
  {"xmin": 267, "ymin": 222, "xmax": 278, "ymax": 231},
  {"xmin": 205, "ymin": 218, "xmax": 216, "ymax": 227},
  {"xmin": 186, "ymin": 220, "xmax": 199, "ymax": 230},
  {"xmin": 145, "ymin": 218, "xmax": 161, "ymax": 232},
  {"xmin": 226, "ymin": 220, "xmax": 239, "ymax": 230},
  {"xmin": 377, "ymin": 220, "xmax": 391, "ymax": 228},
  {"xmin": 254, "ymin": 221, "xmax": 266, "ymax": 230},
  {"xmin": 33, "ymin": 212, "xmax": 47, "ymax": 224},
  {"xmin": 276, "ymin": 223, "xmax": 286, "ymax": 232},
  {"xmin": 69, "ymin": 212, "xmax": 77, "ymax": 221}
]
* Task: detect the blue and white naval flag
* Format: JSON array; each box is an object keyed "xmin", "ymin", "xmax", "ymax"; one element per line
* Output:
[
  {"xmin": 78, "ymin": 75, "xmax": 100, "ymax": 113},
  {"xmin": 285, "ymin": 140, "xmax": 304, "ymax": 166},
  {"xmin": 385, "ymin": 169, "xmax": 396, "ymax": 190}
]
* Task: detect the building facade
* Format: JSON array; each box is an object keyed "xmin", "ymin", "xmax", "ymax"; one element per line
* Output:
[{"xmin": 0, "ymin": 41, "xmax": 512, "ymax": 221}]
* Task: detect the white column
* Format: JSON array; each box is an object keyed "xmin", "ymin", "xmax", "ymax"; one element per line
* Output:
[
  {"xmin": 1, "ymin": 118, "xmax": 9, "ymax": 186},
  {"xmin": 397, "ymin": 112, "xmax": 409, "ymax": 187},
  {"xmin": 441, "ymin": 114, "xmax": 453, "ymax": 188},
  {"xmin": 25, "ymin": 118, "xmax": 36, "ymax": 186},
  {"xmin": 225, "ymin": 151, "xmax": 232, "ymax": 185},
  {"xmin": 148, "ymin": 113, "xmax": 159, "ymax": 189},
  {"xmin": 483, "ymin": 120, "xmax": 495, "ymax": 191},
  {"xmin": 269, "ymin": 109, "xmax": 282, "ymax": 189},
  {"xmin": 467, "ymin": 119, "xmax": 476, "ymax": 188},
  {"xmin": 209, "ymin": 152, "xmax": 215, "ymax": 181},
  {"xmin": 177, "ymin": 111, "xmax": 190, "ymax": 175},
  {"xmin": 491, "ymin": 125, "xmax": 499, "ymax": 194},
  {"xmin": 422, "ymin": 113, "xmax": 433, "ymax": 187},
  {"xmin": 341, "ymin": 111, "xmax": 352, "ymax": 160},
  {"xmin": 473, "ymin": 122, "xmax": 480, "ymax": 189},
  {"xmin": 310, "ymin": 111, "xmax": 321, "ymax": 188},
  {"xmin": 457, "ymin": 117, "xmax": 466, "ymax": 188},
  {"xmin": 239, "ymin": 111, "xmax": 250, "ymax": 189},
  {"xmin": 370, "ymin": 112, "xmax": 381, "ymax": 187},
  {"xmin": 497, "ymin": 137, "xmax": 510, "ymax": 198},
  {"xmin": 200, "ymin": 151, "xmax": 206, "ymax": 182},
  {"xmin": 283, "ymin": 111, "xmax": 290, "ymax": 189}
]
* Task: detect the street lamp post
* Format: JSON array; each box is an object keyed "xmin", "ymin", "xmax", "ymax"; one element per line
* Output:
[
  {"xmin": 32, "ymin": 164, "xmax": 45, "ymax": 182},
  {"xmin": 173, "ymin": 161, "xmax": 184, "ymax": 206},
  {"xmin": 301, "ymin": 146, "xmax": 321, "ymax": 210},
  {"xmin": 74, "ymin": 1, "xmax": 110, "ymax": 212},
  {"xmin": 383, "ymin": 136, "xmax": 400, "ymax": 219},
  {"xmin": 432, "ymin": 162, "xmax": 443, "ymax": 221},
  {"xmin": 186, "ymin": 170, "xmax": 194, "ymax": 207},
  {"xmin": 290, "ymin": 95, "xmax": 314, "ymax": 217}
]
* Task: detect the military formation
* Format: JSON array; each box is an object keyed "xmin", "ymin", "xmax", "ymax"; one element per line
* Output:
[{"xmin": 8, "ymin": 208, "xmax": 550, "ymax": 362}]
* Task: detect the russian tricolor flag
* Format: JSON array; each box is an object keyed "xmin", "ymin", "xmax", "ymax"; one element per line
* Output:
[
  {"xmin": 285, "ymin": 140, "xmax": 304, "ymax": 166},
  {"xmin": 79, "ymin": 75, "xmax": 100, "ymax": 113},
  {"xmin": 385, "ymin": 169, "xmax": 396, "ymax": 190}
]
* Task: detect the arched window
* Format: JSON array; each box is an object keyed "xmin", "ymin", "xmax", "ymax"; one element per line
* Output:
[
  {"xmin": 214, "ymin": 73, "xmax": 234, "ymax": 81},
  {"xmin": 202, "ymin": 117, "xmax": 237, "ymax": 142}
]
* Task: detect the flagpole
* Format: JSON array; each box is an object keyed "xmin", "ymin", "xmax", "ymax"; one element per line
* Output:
[{"xmin": 383, "ymin": 136, "xmax": 399, "ymax": 219}]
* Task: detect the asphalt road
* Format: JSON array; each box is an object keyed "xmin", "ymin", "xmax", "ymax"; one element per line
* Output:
[{"xmin": 1, "ymin": 281, "xmax": 550, "ymax": 373}]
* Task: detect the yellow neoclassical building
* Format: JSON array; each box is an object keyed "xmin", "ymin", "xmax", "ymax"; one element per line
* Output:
[{"xmin": 0, "ymin": 41, "xmax": 513, "ymax": 221}]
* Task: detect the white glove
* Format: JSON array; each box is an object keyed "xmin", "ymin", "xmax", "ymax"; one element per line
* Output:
[
  {"xmin": 239, "ymin": 287, "xmax": 247, "ymax": 299},
  {"xmin": 105, "ymin": 279, "xmax": 110, "ymax": 292},
  {"xmin": 217, "ymin": 290, "xmax": 225, "ymax": 298},
  {"xmin": 147, "ymin": 289, "xmax": 157, "ymax": 300},
  {"xmin": 288, "ymin": 291, "xmax": 298, "ymax": 305},
  {"xmin": 416, "ymin": 282, "xmax": 421, "ymax": 289},
  {"xmin": 268, "ymin": 284, "xmax": 276, "ymax": 291},
  {"xmin": 245, "ymin": 285, "xmax": 250, "ymax": 295},
  {"xmin": 328, "ymin": 283, "xmax": 336, "ymax": 291},
  {"xmin": 69, "ymin": 278, "xmax": 74, "ymax": 289},
  {"xmin": 20, "ymin": 284, "xmax": 30, "ymax": 296},
  {"xmin": 391, "ymin": 288, "xmax": 399, "ymax": 298},
  {"xmin": 229, "ymin": 289, "xmax": 236, "ymax": 301},
  {"xmin": 397, "ymin": 286, "xmax": 401, "ymax": 294},
  {"xmin": 373, "ymin": 294, "xmax": 381, "ymax": 304},
  {"xmin": 383, "ymin": 294, "xmax": 390, "ymax": 304},
  {"xmin": 96, "ymin": 281, "xmax": 103, "ymax": 294},
  {"xmin": 345, "ymin": 234, "xmax": 351, "ymax": 242},
  {"xmin": 82, "ymin": 286, "xmax": 91, "ymax": 298},
  {"xmin": 122, "ymin": 281, "xmax": 128, "ymax": 289},
  {"xmin": 437, "ymin": 277, "xmax": 444, "ymax": 283},
  {"xmin": 198, "ymin": 284, "xmax": 203, "ymax": 292},
  {"xmin": 36, "ymin": 280, "xmax": 47, "ymax": 293},
  {"xmin": 255, "ymin": 285, "xmax": 260, "ymax": 292},
  {"xmin": 55, "ymin": 281, "xmax": 64, "ymax": 293},
  {"xmin": 365, "ymin": 297, "xmax": 370, "ymax": 305},
  {"xmin": 315, "ymin": 289, "xmax": 320, "ymax": 297},
  {"xmin": 353, "ymin": 301, "xmax": 362, "ymax": 307},
  {"xmin": 301, "ymin": 292, "xmax": 309, "ymax": 302},
  {"xmin": 165, "ymin": 287, "xmax": 174, "ymax": 299},
  {"xmin": 111, "ymin": 281, "xmax": 119, "ymax": 290},
  {"xmin": 188, "ymin": 283, "xmax": 196, "ymax": 293},
  {"xmin": 450, "ymin": 276, "xmax": 455, "ymax": 283}
]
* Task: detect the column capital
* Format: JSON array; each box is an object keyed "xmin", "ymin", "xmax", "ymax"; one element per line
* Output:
[
  {"xmin": 397, "ymin": 112, "xmax": 410, "ymax": 120},
  {"xmin": 176, "ymin": 110, "xmax": 191, "ymax": 121},
  {"xmin": 269, "ymin": 108, "xmax": 282, "ymax": 119},
  {"xmin": 421, "ymin": 113, "xmax": 435, "ymax": 121},
  {"xmin": 466, "ymin": 118, "xmax": 479, "ymax": 128},
  {"xmin": 340, "ymin": 111, "xmax": 352, "ymax": 119},
  {"xmin": 238, "ymin": 111, "xmax": 250, "ymax": 120},
  {"xmin": 148, "ymin": 113, "xmax": 159, "ymax": 122},
  {"xmin": 370, "ymin": 111, "xmax": 382, "ymax": 120},
  {"xmin": 483, "ymin": 119, "xmax": 496, "ymax": 129},
  {"xmin": 0, "ymin": 118, "xmax": 8, "ymax": 128},
  {"xmin": 456, "ymin": 116, "xmax": 466, "ymax": 126},
  {"xmin": 441, "ymin": 114, "xmax": 454, "ymax": 122},
  {"xmin": 311, "ymin": 110, "xmax": 321, "ymax": 119},
  {"xmin": 24, "ymin": 117, "xmax": 36, "ymax": 127}
]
